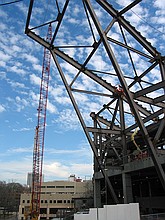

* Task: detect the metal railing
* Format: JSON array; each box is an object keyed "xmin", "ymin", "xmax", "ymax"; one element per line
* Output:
[{"xmin": 141, "ymin": 213, "xmax": 165, "ymax": 220}]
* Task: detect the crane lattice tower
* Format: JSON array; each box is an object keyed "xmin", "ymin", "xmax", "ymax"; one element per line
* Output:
[{"xmin": 31, "ymin": 24, "xmax": 52, "ymax": 219}]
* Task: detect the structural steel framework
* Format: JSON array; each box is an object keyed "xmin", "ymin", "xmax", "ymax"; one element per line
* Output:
[{"xmin": 25, "ymin": 0, "xmax": 165, "ymax": 206}]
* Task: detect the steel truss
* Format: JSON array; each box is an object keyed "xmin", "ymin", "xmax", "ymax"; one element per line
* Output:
[{"xmin": 25, "ymin": 0, "xmax": 165, "ymax": 206}]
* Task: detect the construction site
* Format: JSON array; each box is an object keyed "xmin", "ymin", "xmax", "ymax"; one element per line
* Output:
[{"xmin": 16, "ymin": 0, "xmax": 165, "ymax": 219}]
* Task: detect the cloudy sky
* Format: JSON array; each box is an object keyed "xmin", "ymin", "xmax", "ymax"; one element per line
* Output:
[{"xmin": 0, "ymin": 0, "xmax": 164, "ymax": 184}]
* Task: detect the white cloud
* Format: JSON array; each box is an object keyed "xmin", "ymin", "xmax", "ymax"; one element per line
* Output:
[
  {"xmin": 49, "ymin": 84, "xmax": 72, "ymax": 106},
  {"xmin": 0, "ymin": 71, "xmax": 6, "ymax": 79},
  {"xmin": 43, "ymin": 161, "xmax": 93, "ymax": 181},
  {"xmin": 0, "ymin": 60, "xmax": 6, "ymax": 67},
  {"xmin": 44, "ymin": 162, "xmax": 70, "ymax": 179},
  {"xmin": 47, "ymin": 100, "xmax": 57, "ymax": 114},
  {"xmin": 154, "ymin": 0, "xmax": 165, "ymax": 9},
  {"xmin": 6, "ymin": 95, "xmax": 30, "ymax": 112},
  {"xmin": 29, "ymin": 91, "xmax": 39, "ymax": 107},
  {"xmin": 152, "ymin": 16, "xmax": 165, "ymax": 25},
  {"xmin": 0, "ymin": 104, "xmax": 5, "ymax": 113},
  {"xmin": 46, "ymin": 146, "xmax": 91, "ymax": 157},
  {"xmin": 53, "ymin": 109, "xmax": 80, "ymax": 130},
  {"xmin": 8, "ymin": 65, "xmax": 26, "ymax": 76},
  {"xmin": 69, "ymin": 163, "xmax": 93, "ymax": 178},
  {"xmin": 49, "ymin": 84, "xmax": 64, "ymax": 97},
  {"xmin": 67, "ymin": 17, "xmax": 79, "ymax": 24},
  {"xmin": 0, "ymin": 23, "xmax": 7, "ymax": 31},
  {"xmin": 12, "ymin": 127, "xmax": 32, "ymax": 132},
  {"xmin": 8, "ymin": 80, "xmax": 25, "ymax": 89},
  {"xmin": 74, "ymin": 92, "xmax": 89, "ymax": 104},
  {"xmin": 23, "ymin": 53, "xmax": 39, "ymax": 64},
  {"xmin": 15, "ymin": 1, "xmax": 28, "ymax": 16},
  {"xmin": 33, "ymin": 63, "xmax": 42, "ymax": 72},
  {"xmin": 8, "ymin": 147, "xmax": 32, "ymax": 153},
  {"xmin": 116, "ymin": 0, "xmax": 132, "ymax": 6},
  {"xmin": 16, "ymin": 95, "xmax": 28, "ymax": 105},
  {"xmin": 0, "ymin": 8, "xmax": 8, "ymax": 19},
  {"xmin": 30, "ymin": 73, "xmax": 41, "ymax": 86},
  {"xmin": 0, "ymin": 159, "xmax": 32, "ymax": 184},
  {"xmin": 0, "ymin": 144, "xmax": 92, "ymax": 184},
  {"xmin": 72, "ymin": 5, "xmax": 81, "ymax": 16},
  {"xmin": 22, "ymin": 38, "xmax": 37, "ymax": 51},
  {"xmin": 0, "ymin": 50, "xmax": 11, "ymax": 61},
  {"xmin": 9, "ymin": 34, "xmax": 22, "ymax": 45}
]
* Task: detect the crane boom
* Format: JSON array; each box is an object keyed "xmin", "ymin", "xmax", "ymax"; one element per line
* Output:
[{"xmin": 31, "ymin": 24, "xmax": 52, "ymax": 220}]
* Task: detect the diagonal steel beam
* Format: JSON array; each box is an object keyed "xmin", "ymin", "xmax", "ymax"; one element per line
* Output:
[
  {"xmin": 96, "ymin": 0, "xmax": 160, "ymax": 57},
  {"xmin": 134, "ymin": 81, "xmax": 165, "ymax": 98},
  {"xmin": 50, "ymin": 0, "xmax": 70, "ymax": 46},
  {"xmin": 107, "ymin": 36, "xmax": 152, "ymax": 59},
  {"xmin": 135, "ymin": 95, "xmax": 165, "ymax": 108},
  {"xmin": 84, "ymin": 0, "xmax": 165, "ymax": 191},
  {"xmin": 153, "ymin": 117, "xmax": 165, "ymax": 146},
  {"xmin": 51, "ymin": 50, "xmax": 119, "ymax": 204},
  {"xmin": 25, "ymin": 0, "xmax": 34, "ymax": 34},
  {"xmin": 118, "ymin": 0, "xmax": 142, "ymax": 16}
]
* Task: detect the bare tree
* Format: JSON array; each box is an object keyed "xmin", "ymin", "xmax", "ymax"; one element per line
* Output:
[{"xmin": 0, "ymin": 181, "xmax": 28, "ymax": 216}]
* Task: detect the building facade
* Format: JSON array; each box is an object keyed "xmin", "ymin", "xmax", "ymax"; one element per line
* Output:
[{"xmin": 18, "ymin": 176, "xmax": 93, "ymax": 220}]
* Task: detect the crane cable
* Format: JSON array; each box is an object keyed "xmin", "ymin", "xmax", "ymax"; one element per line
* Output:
[{"xmin": 0, "ymin": 0, "xmax": 23, "ymax": 6}]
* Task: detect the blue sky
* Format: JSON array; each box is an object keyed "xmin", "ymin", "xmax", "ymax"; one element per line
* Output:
[{"xmin": 0, "ymin": 0, "xmax": 165, "ymax": 184}]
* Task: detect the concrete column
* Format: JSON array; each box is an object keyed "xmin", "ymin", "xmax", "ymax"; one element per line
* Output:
[
  {"xmin": 94, "ymin": 178, "xmax": 102, "ymax": 208},
  {"xmin": 122, "ymin": 173, "xmax": 133, "ymax": 203},
  {"xmin": 46, "ymin": 206, "xmax": 49, "ymax": 220}
]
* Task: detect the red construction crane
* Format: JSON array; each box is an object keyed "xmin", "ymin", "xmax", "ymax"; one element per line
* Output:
[{"xmin": 31, "ymin": 23, "xmax": 52, "ymax": 220}]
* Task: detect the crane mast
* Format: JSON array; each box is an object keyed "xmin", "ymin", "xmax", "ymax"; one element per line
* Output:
[{"xmin": 31, "ymin": 24, "xmax": 52, "ymax": 220}]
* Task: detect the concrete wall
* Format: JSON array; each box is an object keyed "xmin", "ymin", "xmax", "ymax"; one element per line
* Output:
[{"xmin": 74, "ymin": 203, "xmax": 140, "ymax": 220}]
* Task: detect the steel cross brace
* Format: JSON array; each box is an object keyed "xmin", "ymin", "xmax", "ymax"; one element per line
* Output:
[{"xmin": 84, "ymin": 0, "xmax": 165, "ymax": 191}]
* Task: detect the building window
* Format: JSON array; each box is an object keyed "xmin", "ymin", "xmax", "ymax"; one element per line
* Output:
[
  {"xmin": 22, "ymin": 200, "xmax": 25, "ymax": 203},
  {"xmin": 67, "ymin": 200, "xmax": 70, "ymax": 203},
  {"xmin": 50, "ymin": 200, "xmax": 52, "ymax": 203},
  {"xmin": 57, "ymin": 200, "xmax": 62, "ymax": 203},
  {"xmin": 64, "ymin": 200, "xmax": 66, "ymax": 203},
  {"xmin": 27, "ymin": 200, "xmax": 30, "ymax": 203},
  {"xmin": 40, "ymin": 208, "xmax": 47, "ymax": 214},
  {"xmin": 47, "ymin": 186, "xmax": 55, "ymax": 188},
  {"xmin": 66, "ymin": 186, "xmax": 74, "ymax": 188},
  {"xmin": 41, "ymin": 186, "xmax": 46, "ymax": 188},
  {"xmin": 53, "ymin": 200, "xmax": 56, "ymax": 203},
  {"xmin": 41, "ymin": 200, "xmax": 43, "ymax": 203},
  {"xmin": 50, "ymin": 208, "xmax": 58, "ymax": 214},
  {"xmin": 56, "ymin": 186, "xmax": 64, "ymax": 188},
  {"xmin": 22, "ymin": 208, "xmax": 24, "ymax": 214}
]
